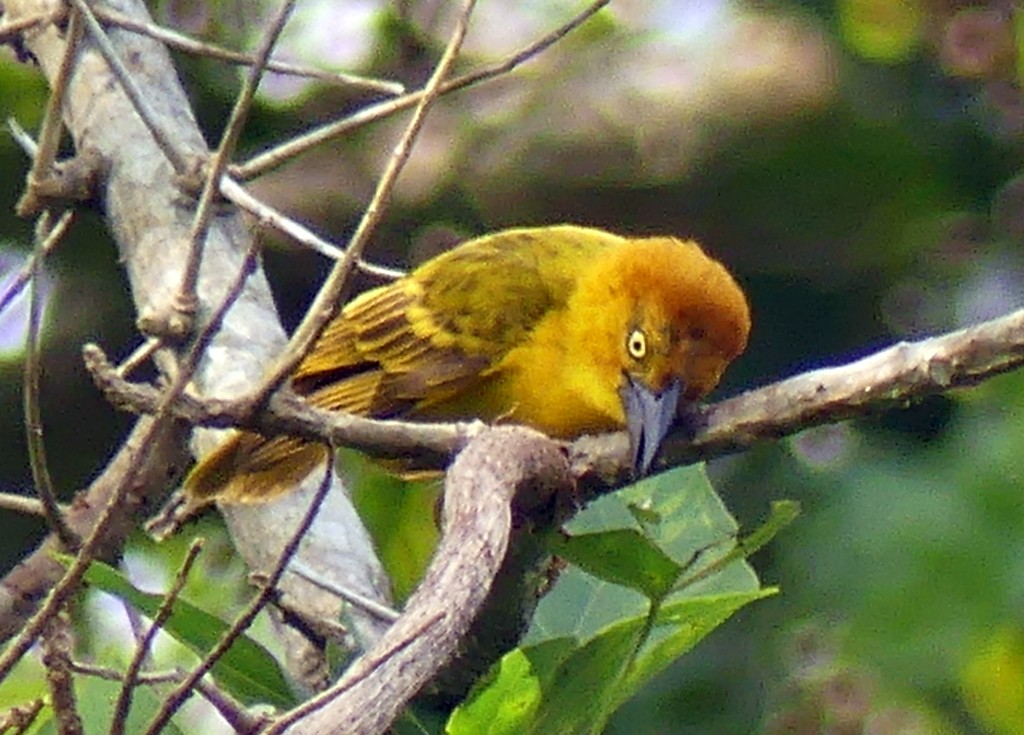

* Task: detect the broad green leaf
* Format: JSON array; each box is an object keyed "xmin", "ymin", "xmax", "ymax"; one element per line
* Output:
[
  {"xmin": 545, "ymin": 529, "xmax": 681, "ymax": 601},
  {"xmin": 674, "ymin": 499, "xmax": 800, "ymax": 592},
  {"xmin": 529, "ymin": 465, "xmax": 758, "ymax": 642},
  {"xmin": 344, "ymin": 448, "xmax": 440, "ymax": 603},
  {"xmin": 74, "ymin": 674, "xmax": 185, "ymax": 735},
  {"xmin": 446, "ymin": 649, "xmax": 542, "ymax": 735},
  {"xmin": 614, "ymin": 589, "xmax": 776, "ymax": 711},
  {"xmin": 452, "ymin": 461, "xmax": 787, "ymax": 735},
  {"xmin": 530, "ymin": 624, "xmax": 643, "ymax": 735},
  {"xmin": 65, "ymin": 556, "xmax": 294, "ymax": 709},
  {"xmin": 448, "ymin": 638, "xmax": 577, "ymax": 735},
  {"xmin": 526, "ymin": 589, "xmax": 772, "ymax": 734}
]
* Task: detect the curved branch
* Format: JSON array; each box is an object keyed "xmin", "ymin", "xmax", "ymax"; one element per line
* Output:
[{"xmin": 268, "ymin": 426, "xmax": 573, "ymax": 735}]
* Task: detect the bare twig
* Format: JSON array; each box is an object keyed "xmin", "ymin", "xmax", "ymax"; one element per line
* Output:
[
  {"xmin": 180, "ymin": 230, "xmax": 264, "ymax": 379},
  {"xmin": 247, "ymin": 0, "xmax": 478, "ymax": 410},
  {"xmin": 287, "ymin": 560, "xmax": 400, "ymax": 624},
  {"xmin": 0, "ymin": 9, "xmax": 59, "ymax": 41},
  {"xmin": 68, "ymin": 0, "xmax": 191, "ymax": 174},
  {"xmin": 142, "ymin": 457, "xmax": 336, "ymax": 735},
  {"xmin": 84, "ymin": 342, "xmax": 473, "ymax": 462},
  {"xmin": 111, "ymin": 539, "xmax": 204, "ymax": 735},
  {"xmin": 40, "ymin": 613, "xmax": 83, "ymax": 735},
  {"xmin": 23, "ymin": 211, "xmax": 78, "ymax": 549},
  {"xmin": 177, "ymin": 0, "xmax": 298, "ymax": 310},
  {"xmin": 0, "ymin": 492, "xmax": 66, "ymax": 517},
  {"xmin": 0, "ymin": 202, "xmax": 70, "ymax": 322},
  {"xmin": 194, "ymin": 676, "xmax": 269, "ymax": 735},
  {"xmin": 15, "ymin": 8, "xmax": 80, "ymax": 217},
  {"xmin": 71, "ymin": 661, "xmax": 180, "ymax": 685},
  {"xmin": 219, "ymin": 177, "xmax": 405, "ymax": 280},
  {"xmin": 116, "ymin": 337, "xmax": 162, "ymax": 378},
  {"xmin": 235, "ymin": 0, "xmax": 611, "ymax": 181},
  {"xmin": 91, "ymin": 6, "xmax": 404, "ymax": 96},
  {"xmin": 6, "ymin": 117, "xmax": 40, "ymax": 158},
  {"xmin": 0, "ymin": 699, "xmax": 45, "ymax": 734}
]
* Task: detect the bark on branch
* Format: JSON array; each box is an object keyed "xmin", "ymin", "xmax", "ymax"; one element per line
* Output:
[{"xmin": 269, "ymin": 427, "xmax": 573, "ymax": 735}]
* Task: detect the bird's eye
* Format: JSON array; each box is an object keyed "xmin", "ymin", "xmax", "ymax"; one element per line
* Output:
[
  {"xmin": 627, "ymin": 329, "xmax": 647, "ymax": 359},
  {"xmin": 689, "ymin": 326, "xmax": 707, "ymax": 341}
]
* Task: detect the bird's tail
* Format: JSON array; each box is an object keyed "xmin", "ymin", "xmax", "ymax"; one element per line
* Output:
[{"xmin": 184, "ymin": 432, "xmax": 328, "ymax": 504}]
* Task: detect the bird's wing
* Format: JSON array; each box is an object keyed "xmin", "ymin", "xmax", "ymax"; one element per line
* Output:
[
  {"xmin": 292, "ymin": 225, "xmax": 626, "ymax": 416},
  {"xmin": 414, "ymin": 225, "xmax": 624, "ymax": 350}
]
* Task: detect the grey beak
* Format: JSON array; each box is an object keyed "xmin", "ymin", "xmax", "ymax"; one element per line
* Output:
[{"xmin": 620, "ymin": 376, "xmax": 682, "ymax": 477}]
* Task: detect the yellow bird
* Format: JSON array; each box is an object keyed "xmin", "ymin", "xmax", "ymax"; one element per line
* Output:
[{"xmin": 186, "ymin": 225, "xmax": 751, "ymax": 503}]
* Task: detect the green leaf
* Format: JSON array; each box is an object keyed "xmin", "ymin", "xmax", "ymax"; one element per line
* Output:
[
  {"xmin": 446, "ymin": 649, "xmax": 542, "ymax": 735},
  {"xmin": 529, "ymin": 465, "xmax": 758, "ymax": 642},
  {"xmin": 448, "ymin": 638, "xmax": 577, "ymax": 735},
  {"xmin": 457, "ymin": 589, "xmax": 772, "ymax": 735},
  {"xmin": 535, "ymin": 590, "xmax": 773, "ymax": 733},
  {"xmin": 75, "ymin": 674, "xmax": 185, "ymax": 735},
  {"xmin": 60, "ymin": 555, "xmax": 294, "ymax": 709},
  {"xmin": 545, "ymin": 529, "xmax": 682, "ymax": 601},
  {"xmin": 615, "ymin": 590, "xmax": 776, "ymax": 711},
  {"xmin": 451, "ymin": 463, "xmax": 787, "ymax": 735},
  {"xmin": 675, "ymin": 499, "xmax": 800, "ymax": 592}
]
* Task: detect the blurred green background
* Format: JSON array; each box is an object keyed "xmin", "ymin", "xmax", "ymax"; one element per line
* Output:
[{"xmin": 4, "ymin": 0, "xmax": 1024, "ymax": 732}]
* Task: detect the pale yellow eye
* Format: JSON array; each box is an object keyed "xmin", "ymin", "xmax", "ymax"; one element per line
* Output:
[{"xmin": 627, "ymin": 329, "xmax": 647, "ymax": 360}]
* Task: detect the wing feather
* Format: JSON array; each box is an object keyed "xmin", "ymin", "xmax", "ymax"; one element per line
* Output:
[{"xmin": 188, "ymin": 225, "xmax": 626, "ymax": 502}]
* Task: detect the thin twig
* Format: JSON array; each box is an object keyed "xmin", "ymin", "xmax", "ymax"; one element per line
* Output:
[
  {"xmin": 0, "ymin": 699, "xmax": 45, "ymax": 734},
  {"xmin": 0, "ymin": 492, "xmax": 67, "ymax": 517},
  {"xmin": 116, "ymin": 337, "xmax": 162, "ymax": 378},
  {"xmin": 234, "ymin": 0, "xmax": 611, "ymax": 181},
  {"xmin": 84, "ymin": 342, "xmax": 473, "ymax": 463},
  {"xmin": 111, "ymin": 539, "xmax": 205, "ymax": 735},
  {"xmin": 246, "ymin": 0, "xmax": 477, "ymax": 410},
  {"xmin": 17, "ymin": 9, "xmax": 81, "ymax": 217},
  {"xmin": 91, "ymin": 6, "xmax": 404, "ymax": 96},
  {"xmin": 194, "ymin": 677, "xmax": 268, "ymax": 735},
  {"xmin": 219, "ymin": 176, "xmax": 405, "ymax": 280},
  {"xmin": 0, "ymin": 10, "xmax": 61, "ymax": 41},
  {"xmin": 177, "ymin": 0, "xmax": 298, "ymax": 308},
  {"xmin": 70, "ymin": 661, "xmax": 181, "ymax": 685},
  {"xmin": 288, "ymin": 560, "xmax": 400, "ymax": 624},
  {"xmin": 40, "ymin": 613, "xmax": 83, "ymax": 735},
  {"xmin": 142, "ymin": 457, "xmax": 336, "ymax": 735},
  {"xmin": 0, "ymin": 207, "xmax": 71, "ymax": 322},
  {"xmin": 68, "ymin": 0, "xmax": 190, "ymax": 174},
  {"xmin": 180, "ymin": 229, "xmax": 264, "ymax": 378},
  {"xmin": 23, "ymin": 211, "xmax": 78, "ymax": 550},
  {"xmin": 7, "ymin": 117, "xmax": 40, "ymax": 158}
]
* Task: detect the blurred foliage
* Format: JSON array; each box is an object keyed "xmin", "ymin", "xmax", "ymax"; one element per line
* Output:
[{"xmin": 4, "ymin": 0, "xmax": 1024, "ymax": 732}]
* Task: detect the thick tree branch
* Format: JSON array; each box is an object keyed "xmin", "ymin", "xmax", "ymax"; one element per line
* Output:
[{"xmin": 269, "ymin": 426, "xmax": 573, "ymax": 735}]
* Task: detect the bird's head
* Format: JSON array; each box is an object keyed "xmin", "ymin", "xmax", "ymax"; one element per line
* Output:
[{"xmin": 570, "ymin": 236, "xmax": 751, "ymax": 475}]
